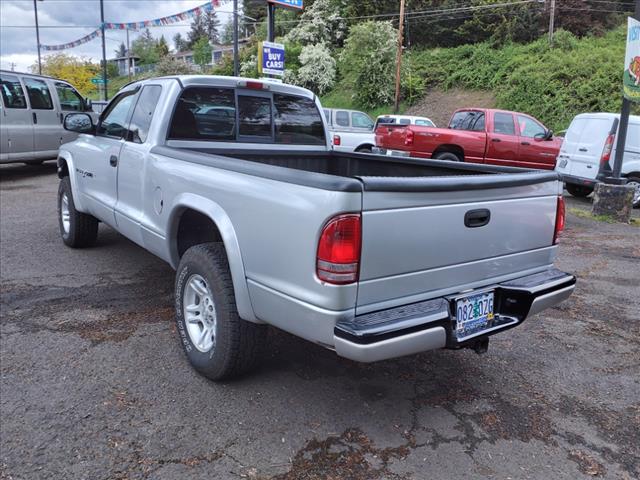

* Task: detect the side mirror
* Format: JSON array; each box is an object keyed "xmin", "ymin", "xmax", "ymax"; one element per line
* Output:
[
  {"xmin": 534, "ymin": 129, "xmax": 553, "ymax": 141},
  {"xmin": 546, "ymin": 129, "xmax": 554, "ymax": 140},
  {"xmin": 84, "ymin": 98, "xmax": 93, "ymax": 111},
  {"xmin": 64, "ymin": 113, "xmax": 95, "ymax": 134}
]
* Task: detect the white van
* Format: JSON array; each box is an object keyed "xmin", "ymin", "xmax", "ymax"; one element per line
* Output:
[
  {"xmin": 555, "ymin": 112, "xmax": 640, "ymax": 207},
  {"xmin": 0, "ymin": 70, "xmax": 96, "ymax": 165}
]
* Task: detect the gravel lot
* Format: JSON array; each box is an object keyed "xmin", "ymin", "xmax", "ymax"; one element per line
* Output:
[{"xmin": 1, "ymin": 162, "xmax": 639, "ymax": 480}]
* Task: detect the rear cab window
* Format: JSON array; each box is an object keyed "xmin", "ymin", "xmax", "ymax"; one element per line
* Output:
[
  {"xmin": 0, "ymin": 74, "xmax": 27, "ymax": 108},
  {"xmin": 168, "ymin": 86, "xmax": 326, "ymax": 146},
  {"xmin": 450, "ymin": 111, "xmax": 483, "ymax": 131},
  {"xmin": 335, "ymin": 110, "xmax": 349, "ymax": 127}
]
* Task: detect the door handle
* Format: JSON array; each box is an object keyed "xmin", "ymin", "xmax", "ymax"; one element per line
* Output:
[
  {"xmin": 32, "ymin": 112, "xmax": 37, "ymax": 124},
  {"xmin": 521, "ymin": 141, "xmax": 530, "ymax": 146},
  {"xmin": 59, "ymin": 113, "xmax": 63, "ymax": 124},
  {"xmin": 579, "ymin": 147, "xmax": 588, "ymax": 152},
  {"xmin": 109, "ymin": 155, "xmax": 118, "ymax": 167},
  {"xmin": 464, "ymin": 208, "xmax": 491, "ymax": 228},
  {"xmin": 491, "ymin": 138, "xmax": 501, "ymax": 142}
]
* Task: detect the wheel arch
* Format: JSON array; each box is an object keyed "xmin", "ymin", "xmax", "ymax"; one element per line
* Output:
[
  {"xmin": 355, "ymin": 143, "xmax": 374, "ymax": 152},
  {"xmin": 432, "ymin": 144, "xmax": 465, "ymax": 161},
  {"xmin": 167, "ymin": 194, "xmax": 259, "ymax": 323},
  {"xmin": 57, "ymin": 150, "xmax": 88, "ymax": 212}
]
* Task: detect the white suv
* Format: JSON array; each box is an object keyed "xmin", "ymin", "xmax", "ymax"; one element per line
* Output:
[{"xmin": 555, "ymin": 112, "xmax": 640, "ymax": 207}]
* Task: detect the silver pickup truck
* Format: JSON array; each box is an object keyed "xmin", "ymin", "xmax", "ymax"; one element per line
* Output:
[{"xmin": 58, "ymin": 76, "xmax": 575, "ymax": 380}]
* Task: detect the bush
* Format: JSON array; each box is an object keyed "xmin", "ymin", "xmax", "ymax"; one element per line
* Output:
[
  {"xmin": 294, "ymin": 44, "xmax": 336, "ymax": 95},
  {"xmin": 155, "ymin": 56, "xmax": 194, "ymax": 76},
  {"xmin": 339, "ymin": 21, "xmax": 397, "ymax": 109}
]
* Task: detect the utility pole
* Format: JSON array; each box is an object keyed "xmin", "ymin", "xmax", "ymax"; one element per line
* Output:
[
  {"xmin": 548, "ymin": 0, "xmax": 556, "ymax": 45},
  {"xmin": 126, "ymin": 29, "xmax": 131, "ymax": 81},
  {"xmin": 609, "ymin": 0, "xmax": 640, "ymax": 183},
  {"xmin": 393, "ymin": 0, "xmax": 406, "ymax": 113},
  {"xmin": 267, "ymin": 1, "xmax": 275, "ymax": 42},
  {"xmin": 233, "ymin": 0, "xmax": 239, "ymax": 76},
  {"xmin": 33, "ymin": 0, "xmax": 42, "ymax": 74},
  {"xmin": 100, "ymin": 0, "xmax": 107, "ymax": 101}
]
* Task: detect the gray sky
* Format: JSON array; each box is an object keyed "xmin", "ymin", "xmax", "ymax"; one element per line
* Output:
[{"xmin": 0, "ymin": 0, "xmax": 235, "ymax": 72}]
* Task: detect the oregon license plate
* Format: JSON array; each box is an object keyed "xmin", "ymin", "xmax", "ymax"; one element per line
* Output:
[{"xmin": 455, "ymin": 291, "xmax": 495, "ymax": 340}]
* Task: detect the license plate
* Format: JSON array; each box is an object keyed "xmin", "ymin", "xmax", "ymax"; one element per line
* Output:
[
  {"xmin": 558, "ymin": 158, "xmax": 568, "ymax": 168},
  {"xmin": 455, "ymin": 291, "xmax": 495, "ymax": 340}
]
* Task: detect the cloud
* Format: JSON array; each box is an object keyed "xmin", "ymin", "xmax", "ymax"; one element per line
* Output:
[{"xmin": 1, "ymin": 0, "xmax": 234, "ymax": 72}]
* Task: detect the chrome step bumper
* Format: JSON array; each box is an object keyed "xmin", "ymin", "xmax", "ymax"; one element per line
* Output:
[{"xmin": 334, "ymin": 267, "xmax": 575, "ymax": 363}]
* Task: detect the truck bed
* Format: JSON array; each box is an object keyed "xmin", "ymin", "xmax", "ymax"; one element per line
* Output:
[{"xmin": 153, "ymin": 147, "xmax": 559, "ymax": 193}]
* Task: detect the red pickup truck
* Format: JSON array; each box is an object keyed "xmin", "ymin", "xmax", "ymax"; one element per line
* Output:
[{"xmin": 375, "ymin": 108, "xmax": 562, "ymax": 170}]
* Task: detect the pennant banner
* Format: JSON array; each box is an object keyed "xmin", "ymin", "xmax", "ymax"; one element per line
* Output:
[{"xmin": 41, "ymin": 0, "xmax": 218, "ymax": 51}]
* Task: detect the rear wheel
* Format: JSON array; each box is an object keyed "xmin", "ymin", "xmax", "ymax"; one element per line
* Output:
[
  {"xmin": 175, "ymin": 243, "xmax": 267, "ymax": 381},
  {"xmin": 565, "ymin": 183, "xmax": 594, "ymax": 198},
  {"xmin": 433, "ymin": 152, "xmax": 462, "ymax": 162},
  {"xmin": 626, "ymin": 176, "xmax": 640, "ymax": 208},
  {"xmin": 356, "ymin": 146, "xmax": 372, "ymax": 153},
  {"xmin": 58, "ymin": 177, "xmax": 98, "ymax": 248}
]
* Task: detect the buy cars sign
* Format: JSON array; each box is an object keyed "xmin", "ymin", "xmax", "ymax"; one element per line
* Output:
[
  {"xmin": 259, "ymin": 41, "xmax": 285, "ymax": 76},
  {"xmin": 623, "ymin": 16, "xmax": 640, "ymax": 102}
]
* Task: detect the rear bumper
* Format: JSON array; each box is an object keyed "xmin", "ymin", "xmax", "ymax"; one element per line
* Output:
[
  {"xmin": 559, "ymin": 173, "xmax": 599, "ymax": 188},
  {"xmin": 334, "ymin": 267, "xmax": 575, "ymax": 363}
]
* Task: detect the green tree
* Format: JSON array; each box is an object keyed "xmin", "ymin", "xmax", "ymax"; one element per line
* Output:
[
  {"xmin": 156, "ymin": 35, "xmax": 170, "ymax": 58},
  {"xmin": 339, "ymin": 21, "xmax": 397, "ymax": 108},
  {"xmin": 193, "ymin": 37, "xmax": 213, "ymax": 68},
  {"xmin": 221, "ymin": 21, "xmax": 234, "ymax": 44},
  {"xmin": 131, "ymin": 29, "xmax": 159, "ymax": 65},
  {"xmin": 31, "ymin": 53, "xmax": 98, "ymax": 95},
  {"xmin": 114, "ymin": 42, "xmax": 126, "ymax": 58},
  {"xmin": 173, "ymin": 32, "xmax": 187, "ymax": 52}
]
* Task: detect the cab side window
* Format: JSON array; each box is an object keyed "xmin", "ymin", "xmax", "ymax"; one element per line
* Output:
[
  {"xmin": 128, "ymin": 85, "xmax": 162, "ymax": 143},
  {"xmin": 55, "ymin": 83, "xmax": 84, "ymax": 111},
  {"xmin": 96, "ymin": 91, "xmax": 137, "ymax": 138},
  {"xmin": 335, "ymin": 110, "xmax": 349, "ymax": 127},
  {"xmin": 23, "ymin": 78, "xmax": 53, "ymax": 110},
  {"xmin": 493, "ymin": 112, "xmax": 515, "ymax": 135},
  {"xmin": 517, "ymin": 115, "xmax": 545, "ymax": 138},
  {"xmin": 352, "ymin": 112, "xmax": 374, "ymax": 130},
  {"xmin": 0, "ymin": 74, "xmax": 27, "ymax": 108}
]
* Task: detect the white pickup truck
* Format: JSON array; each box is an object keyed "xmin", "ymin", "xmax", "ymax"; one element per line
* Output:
[{"xmin": 58, "ymin": 76, "xmax": 575, "ymax": 380}]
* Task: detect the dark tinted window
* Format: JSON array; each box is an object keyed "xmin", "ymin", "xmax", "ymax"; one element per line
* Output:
[
  {"xmin": 274, "ymin": 93, "xmax": 325, "ymax": 145},
  {"xmin": 493, "ymin": 112, "xmax": 515, "ymax": 135},
  {"xmin": 169, "ymin": 87, "xmax": 236, "ymax": 140},
  {"xmin": 238, "ymin": 95, "xmax": 271, "ymax": 138},
  {"xmin": 0, "ymin": 75, "xmax": 27, "ymax": 108},
  {"xmin": 129, "ymin": 85, "xmax": 162, "ymax": 143},
  {"xmin": 23, "ymin": 77, "xmax": 53, "ymax": 110},
  {"xmin": 55, "ymin": 82, "xmax": 84, "ymax": 111},
  {"xmin": 335, "ymin": 110, "xmax": 349, "ymax": 127},
  {"xmin": 96, "ymin": 91, "xmax": 137, "ymax": 138},
  {"xmin": 450, "ymin": 111, "xmax": 482, "ymax": 130},
  {"xmin": 471, "ymin": 113, "xmax": 485, "ymax": 131}
]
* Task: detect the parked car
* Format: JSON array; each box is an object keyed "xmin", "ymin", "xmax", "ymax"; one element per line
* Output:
[
  {"xmin": 0, "ymin": 70, "xmax": 96, "ymax": 164},
  {"xmin": 323, "ymin": 107, "xmax": 375, "ymax": 153},
  {"xmin": 555, "ymin": 112, "xmax": 640, "ymax": 207},
  {"xmin": 58, "ymin": 76, "xmax": 574, "ymax": 380},
  {"xmin": 375, "ymin": 108, "xmax": 561, "ymax": 170}
]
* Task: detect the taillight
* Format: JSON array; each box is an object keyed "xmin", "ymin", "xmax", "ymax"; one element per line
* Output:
[
  {"xmin": 553, "ymin": 195, "xmax": 565, "ymax": 245},
  {"xmin": 316, "ymin": 214, "xmax": 361, "ymax": 285},
  {"xmin": 405, "ymin": 129, "xmax": 414, "ymax": 146},
  {"xmin": 600, "ymin": 133, "xmax": 615, "ymax": 165},
  {"xmin": 333, "ymin": 134, "xmax": 341, "ymax": 146},
  {"xmin": 237, "ymin": 80, "xmax": 268, "ymax": 90}
]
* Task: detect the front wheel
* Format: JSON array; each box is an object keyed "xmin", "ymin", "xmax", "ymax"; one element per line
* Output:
[
  {"xmin": 175, "ymin": 243, "xmax": 267, "ymax": 381},
  {"xmin": 58, "ymin": 177, "xmax": 98, "ymax": 248},
  {"xmin": 565, "ymin": 183, "xmax": 594, "ymax": 198}
]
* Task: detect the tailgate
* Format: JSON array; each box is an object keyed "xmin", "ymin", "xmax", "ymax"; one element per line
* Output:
[{"xmin": 355, "ymin": 172, "xmax": 561, "ymax": 314}]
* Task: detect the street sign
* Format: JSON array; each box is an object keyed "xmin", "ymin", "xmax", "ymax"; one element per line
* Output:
[
  {"xmin": 258, "ymin": 41, "xmax": 285, "ymax": 76},
  {"xmin": 91, "ymin": 77, "xmax": 106, "ymax": 85},
  {"xmin": 268, "ymin": 0, "xmax": 303, "ymax": 10},
  {"xmin": 623, "ymin": 17, "xmax": 640, "ymax": 102}
]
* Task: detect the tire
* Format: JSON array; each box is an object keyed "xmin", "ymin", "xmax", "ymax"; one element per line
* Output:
[
  {"xmin": 58, "ymin": 176, "xmax": 98, "ymax": 248},
  {"xmin": 175, "ymin": 243, "xmax": 267, "ymax": 381},
  {"xmin": 356, "ymin": 146, "xmax": 372, "ymax": 153},
  {"xmin": 566, "ymin": 183, "xmax": 594, "ymax": 198},
  {"xmin": 626, "ymin": 176, "xmax": 640, "ymax": 208},
  {"xmin": 433, "ymin": 152, "xmax": 462, "ymax": 162}
]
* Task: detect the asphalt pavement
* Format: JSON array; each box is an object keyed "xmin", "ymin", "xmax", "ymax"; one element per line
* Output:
[{"xmin": 1, "ymin": 161, "xmax": 639, "ymax": 480}]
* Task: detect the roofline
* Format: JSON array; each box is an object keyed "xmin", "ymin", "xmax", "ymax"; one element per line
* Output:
[{"xmin": 0, "ymin": 69, "xmax": 62, "ymax": 81}]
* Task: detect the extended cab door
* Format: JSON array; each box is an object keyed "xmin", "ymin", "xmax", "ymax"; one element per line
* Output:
[
  {"xmin": 0, "ymin": 73, "xmax": 33, "ymax": 161},
  {"xmin": 76, "ymin": 90, "xmax": 138, "ymax": 225},
  {"xmin": 22, "ymin": 77, "xmax": 62, "ymax": 157},
  {"xmin": 115, "ymin": 85, "xmax": 163, "ymax": 246},
  {"xmin": 485, "ymin": 111, "xmax": 520, "ymax": 166},
  {"xmin": 515, "ymin": 114, "xmax": 559, "ymax": 169}
]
